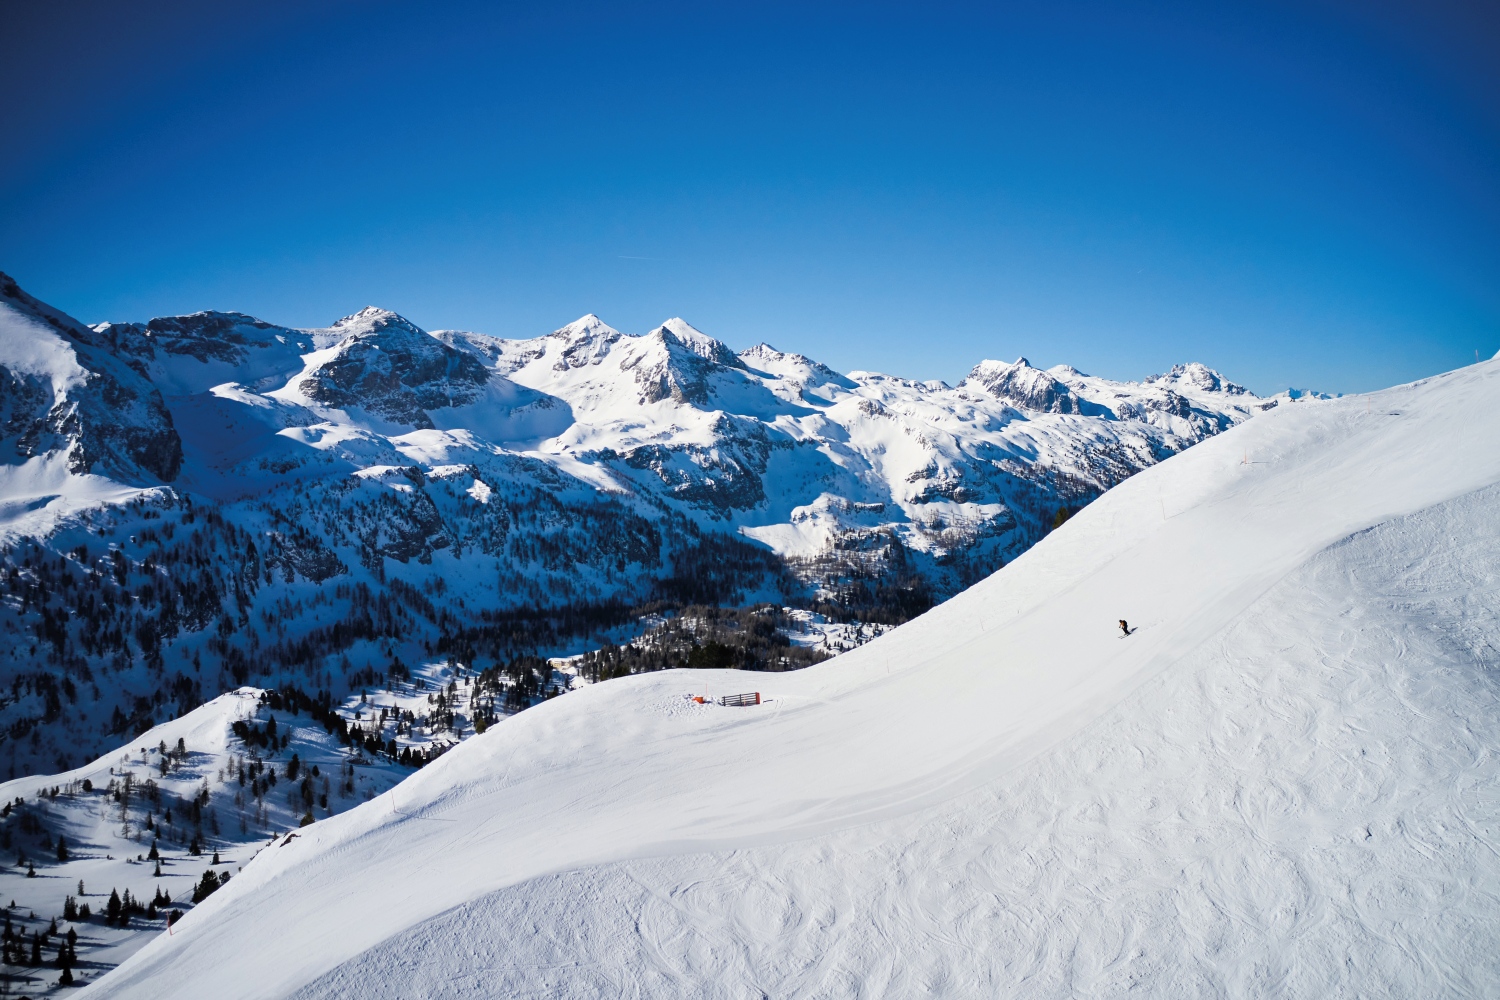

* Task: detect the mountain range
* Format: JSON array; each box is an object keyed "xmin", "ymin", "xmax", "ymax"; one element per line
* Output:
[{"xmin": 0, "ymin": 271, "xmax": 1321, "ymax": 779}]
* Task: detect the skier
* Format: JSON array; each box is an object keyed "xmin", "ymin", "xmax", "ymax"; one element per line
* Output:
[{"xmin": 1118, "ymin": 619, "xmax": 1129, "ymax": 637}]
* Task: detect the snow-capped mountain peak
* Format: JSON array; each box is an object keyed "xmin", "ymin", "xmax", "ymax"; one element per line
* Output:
[
  {"xmin": 547, "ymin": 314, "xmax": 625, "ymax": 371},
  {"xmin": 963, "ymin": 356, "xmax": 1084, "ymax": 413},
  {"xmin": 282, "ymin": 311, "xmax": 536, "ymax": 431},
  {"xmin": 1143, "ymin": 361, "xmax": 1249, "ymax": 396},
  {"xmin": 549, "ymin": 313, "xmax": 621, "ymax": 342},
  {"xmin": 317, "ymin": 306, "xmax": 427, "ymax": 346},
  {"xmin": 647, "ymin": 318, "xmax": 743, "ymax": 368},
  {"xmin": 738, "ymin": 343, "xmax": 855, "ymax": 389}
]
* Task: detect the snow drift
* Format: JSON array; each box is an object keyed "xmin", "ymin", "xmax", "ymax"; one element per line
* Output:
[{"xmin": 83, "ymin": 356, "xmax": 1500, "ymax": 997}]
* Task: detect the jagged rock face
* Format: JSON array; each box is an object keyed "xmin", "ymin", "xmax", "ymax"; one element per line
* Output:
[
  {"xmin": 93, "ymin": 312, "xmax": 315, "ymax": 394},
  {"xmin": 298, "ymin": 309, "xmax": 492, "ymax": 427},
  {"xmin": 966, "ymin": 358, "xmax": 1085, "ymax": 414},
  {"xmin": 620, "ymin": 415, "xmax": 775, "ymax": 516},
  {"xmin": 342, "ymin": 468, "xmax": 453, "ymax": 566},
  {"xmin": 0, "ymin": 272, "xmax": 183, "ymax": 482},
  {"xmin": 98, "ymin": 312, "xmax": 310, "ymax": 366},
  {"xmin": 1115, "ymin": 387, "xmax": 1232, "ymax": 437},
  {"xmin": 626, "ymin": 329, "xmax": 726, "ymax": 406},
  {"xmin": 650, "ymin": 319, "xmax": 743, "ymax": 368},
  {"xmin": 552, "ymin": 315, "xmax": 623, "ymax": 372}
]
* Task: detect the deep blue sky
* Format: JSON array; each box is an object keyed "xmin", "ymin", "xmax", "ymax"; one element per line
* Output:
[{"xmin": 2, "ymin": 1, "xmax": 1497, "ymax": 394}]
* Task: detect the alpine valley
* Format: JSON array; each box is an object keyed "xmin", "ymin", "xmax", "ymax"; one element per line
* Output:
[{"xmin": 0, "ymin": 271, "xmax": 1318, "ymax": 777}]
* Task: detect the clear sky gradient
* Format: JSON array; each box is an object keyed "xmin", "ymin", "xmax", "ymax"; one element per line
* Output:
[{"xmin": 2, "ymin": 0, "xmax": 1497, "ymax": 394}]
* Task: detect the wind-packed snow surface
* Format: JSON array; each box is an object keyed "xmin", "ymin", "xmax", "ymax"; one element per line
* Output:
[{"xmin": 86, "ymin": 360, "xmax": 1500, "ymax": 998}]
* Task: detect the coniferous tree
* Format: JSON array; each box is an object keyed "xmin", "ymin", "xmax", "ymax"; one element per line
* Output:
[{"xmin": 191, "ymin": 869, "xmax": 223, "ymax": 903}]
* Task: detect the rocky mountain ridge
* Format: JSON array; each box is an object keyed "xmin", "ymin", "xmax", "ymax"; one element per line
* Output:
[{"xmin": 0, "ymin": 275, "xmax": 182, "ymax": 484}]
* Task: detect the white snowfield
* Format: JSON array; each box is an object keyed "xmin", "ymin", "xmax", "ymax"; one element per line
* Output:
[{"xmin": 89, "ymin": 359, "xmax": 1500, "ymax": 998}]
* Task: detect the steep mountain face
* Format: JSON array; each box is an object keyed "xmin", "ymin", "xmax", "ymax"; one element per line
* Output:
[
  {"xmin": 965, "ymin": 357, "xmax": 1094, "ymax": 414},
  {"xmin": 0, "ymin": 274, "xmax": 1315, "ymax": 780},
  {"xmin": 291, "ymin": 308, "xmax": 495, "ymax": 427},
  {"xmin": 91, "ymin": 311, "xmax": 314, "ymax": 395},
  {"xmin": 0, "ymin": 273, "xmax": 182, "ymax": 484}
]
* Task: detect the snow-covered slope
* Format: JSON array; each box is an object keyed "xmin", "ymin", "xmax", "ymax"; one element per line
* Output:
[
  {"xmin": 87, "ymin": 359, "xmax": 1500, "ymax": 998},
  {"xmin": 0, "ymin": 678, "xmax": 461, "ymax": 995}
]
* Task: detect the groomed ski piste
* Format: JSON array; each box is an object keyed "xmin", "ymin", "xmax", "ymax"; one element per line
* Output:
[{"xmin": 88, "ymin": 357, "xmax": 1500, "ymax": 998}]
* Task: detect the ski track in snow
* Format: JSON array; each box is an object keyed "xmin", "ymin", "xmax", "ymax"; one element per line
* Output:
[{"xmin": 84, "ymin": 363, "xmax": 1500, "ymax": 998}]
